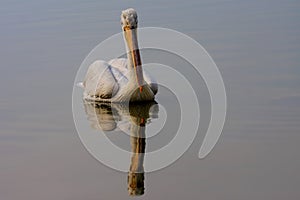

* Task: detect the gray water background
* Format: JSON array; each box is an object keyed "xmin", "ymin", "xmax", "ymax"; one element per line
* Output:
[{"xmin": 0, "ymin": 0, "xmax": 300, "ymax": 199}]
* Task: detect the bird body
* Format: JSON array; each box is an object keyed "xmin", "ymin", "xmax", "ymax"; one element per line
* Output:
[
  {"xmin": 82, "ymin": 8, "xmax": 157, "ymax": 102},
  {"xmin": 83, "ymin": 58, "xmax": 157, "ymax": 102}
]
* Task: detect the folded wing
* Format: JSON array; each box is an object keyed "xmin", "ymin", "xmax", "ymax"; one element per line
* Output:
[{"xmin": 83, "ymin": 60, "xmax": 119, "ymax": 99}]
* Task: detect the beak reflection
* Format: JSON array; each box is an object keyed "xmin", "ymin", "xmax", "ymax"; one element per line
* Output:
[{"xmin": 83, "ymin": 101, "xmax": 159, "ymax": 196}]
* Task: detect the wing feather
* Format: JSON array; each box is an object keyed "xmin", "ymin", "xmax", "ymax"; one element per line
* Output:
[
  {"xmin": 143, "ymin": 69, "xmax": 158, "ymax": 95},
  {"xmin": 109, "ymin": 58, "xmax": 158, "ymax": 94},
  {"xmin": 83, "ymin": 60, "xmax": 119, "ymax": 99}
]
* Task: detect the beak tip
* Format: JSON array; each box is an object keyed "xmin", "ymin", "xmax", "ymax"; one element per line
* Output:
[{"xmin": 139, "ymin": 86, "xmax": 143, "ymax": 93}]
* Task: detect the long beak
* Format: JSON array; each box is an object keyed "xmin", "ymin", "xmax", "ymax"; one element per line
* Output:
[{"xmin": 124, "ymin": 27, "xmax": 144, "ymax": 92}]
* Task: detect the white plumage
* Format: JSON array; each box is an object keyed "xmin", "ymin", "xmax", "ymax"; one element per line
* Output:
[{"xmin": 82, "ymin": 8, "xmax": 158, "ymax": 102}]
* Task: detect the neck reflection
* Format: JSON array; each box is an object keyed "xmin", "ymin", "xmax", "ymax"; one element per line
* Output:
[{"xmin": 83, "ymin": 101, "xmax": 158, "ymax": 196}]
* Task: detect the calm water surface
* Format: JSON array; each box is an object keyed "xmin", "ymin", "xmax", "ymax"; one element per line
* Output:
[{"xmin": 0, "ymin": 0, "xmax": 300, "ymax": 199}]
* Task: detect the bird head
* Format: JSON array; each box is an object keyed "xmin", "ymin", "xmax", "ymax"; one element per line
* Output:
[{"xmin": 121, "ymin": 8, "xmax": 138, "ymax": 30}]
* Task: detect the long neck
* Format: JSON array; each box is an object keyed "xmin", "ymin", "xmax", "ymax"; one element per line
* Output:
[
  {"xmin": 123, "ymin": 29, "xmax": 144, "ymax": 85},
  {"xmin": 126, "ymin": 48, "xmax": 135, "ymax": 73},
  {"xmin": 123, "ymin": 31, "xmax": 134, "ymax": 69}
]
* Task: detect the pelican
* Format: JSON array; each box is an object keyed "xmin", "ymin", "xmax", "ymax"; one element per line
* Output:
[{"xmin": 82, "ymin": 8, "xmax": 158, "ymax": 102}]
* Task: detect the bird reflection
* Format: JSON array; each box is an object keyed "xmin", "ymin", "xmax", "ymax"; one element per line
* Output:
[{"xmin": 83, "ymin": 100, "xmax": 159, "ymax": 196}]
